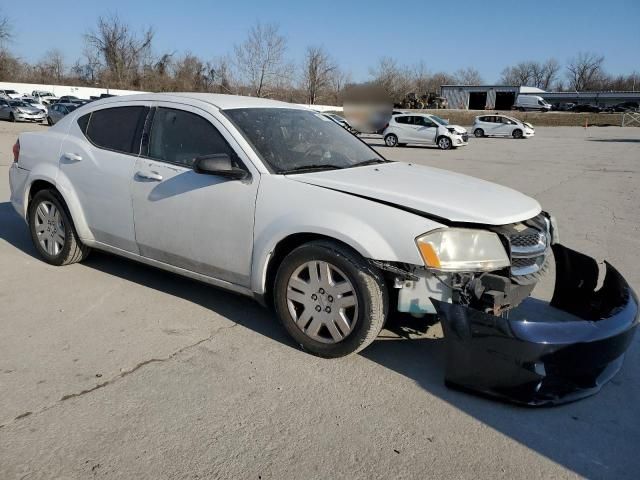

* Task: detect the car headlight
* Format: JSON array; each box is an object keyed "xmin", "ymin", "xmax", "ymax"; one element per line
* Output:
[{"xmin": 416, "ymin": 228, "xmax": 510, "ymax": 271}]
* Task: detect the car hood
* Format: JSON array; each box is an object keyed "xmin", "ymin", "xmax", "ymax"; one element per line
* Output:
[
  {"xmin": 287, "ymin": 162, "xmax": 541, "ymax": 225},
  {"xmin": 18, "ymin": 106, "xmax": 41, "ymax": 114},
  {"xmin": 447, "ymin": 124, "xmax": 467, "ymax": 134}
]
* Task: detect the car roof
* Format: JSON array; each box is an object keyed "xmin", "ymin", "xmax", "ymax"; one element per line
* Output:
[{"xmin": 85, "ymin": 92, "xmax": 307, "ymax": 111}]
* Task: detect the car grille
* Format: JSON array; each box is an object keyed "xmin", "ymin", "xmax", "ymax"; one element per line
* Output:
[
  {"xmin": 462, "ymin": 134, "xmax": 468, "ymax": 142},
  {"xmin": 508, "ymin": 216, "xmax": 551, "ymax": 278},
  {"xmin": 511, "ymin": 233, "xmax": 542, "ymax": 248}
]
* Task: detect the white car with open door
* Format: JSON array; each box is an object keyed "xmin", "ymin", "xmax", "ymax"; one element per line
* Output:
[
  {"xmin": 472, "ymin": 115, "xmax": 535, "ymax": 139},
  {"xmin": 382, "ymin": 113, "xmax": 468, "ymax": 150},
  {"xmin": 8, "ymin": 93, "xmax": 638, "ymax": 406}
]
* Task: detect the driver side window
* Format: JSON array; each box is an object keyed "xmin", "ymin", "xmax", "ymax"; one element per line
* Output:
[
  {"xmin": 148, "ymin": 108, "xmax": 235, "ymax": 168},
  {"xmin": 419, "ymin": 117, "xmax": 437, "ymax": 128}
]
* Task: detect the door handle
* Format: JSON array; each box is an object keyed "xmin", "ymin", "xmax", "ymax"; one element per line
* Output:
[
  {"xmin": 136, "ymin": 170, "xmax": 163, "ymax": 181},
  {"xmin": 62, "ymin": 152, "xmax": 82, "ymax": 162}
]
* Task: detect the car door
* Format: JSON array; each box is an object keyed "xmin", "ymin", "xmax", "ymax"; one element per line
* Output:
[
  {"xmin": 497, "ymin": 116, "xmax": 516, "ymax": 135},
  {"xmin": 0, "ymin": 99, "xmax": 9, "ymax": 119},
  {"xmin": 414, "ymin": 116, "xmax": 438, "ymax": 144},
  {"xmin": 59, "ymin": 103, "xmax": 149, "ymax": 253},
  {"xmin": 392, "ymin": 115, "xmax": 412, "ymax": 142},
  {"xmin": 130, "ymin": 103, "xmax": 259, "ymax": 287}
]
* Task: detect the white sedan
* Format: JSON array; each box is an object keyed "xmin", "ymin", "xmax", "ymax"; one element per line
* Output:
[
  {"xmin": 8, "ymin": 93, "xmax": 637, "ymax": 405},
  {"xmin": 472, "ymin": 114, "xmax": 535, "ymax": 139}
]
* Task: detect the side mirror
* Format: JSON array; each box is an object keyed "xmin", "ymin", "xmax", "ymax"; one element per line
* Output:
[{"xmin": 193, "ymin": 154, "xmax": 249, "ymax": 180}]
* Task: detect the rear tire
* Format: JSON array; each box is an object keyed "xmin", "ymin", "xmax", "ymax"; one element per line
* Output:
[
  {"xmin": 28, "ymin": 189, "xmax": 90, "ymax": 266},
  {"xmin": 384, "ymin": 134, "xmax": 398, "ymax": 147},
  {"xmin": 512, "ymin": 129, "xmax": 523, "ymax": 139},
  {"xmin": 474, "ymin": 128, "xmax": 484, "ymax": 138},
  {"xmin": 274, "ymin": 240, "xmax": 388, "ymax": 358}
]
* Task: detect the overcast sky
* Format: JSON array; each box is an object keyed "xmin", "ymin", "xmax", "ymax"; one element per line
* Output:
[{"xmin": 6, "ymin": 0, "xmax": 640, "ymax": 83}]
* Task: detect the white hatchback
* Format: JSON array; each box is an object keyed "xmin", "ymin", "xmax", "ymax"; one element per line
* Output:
[
  {"xmin": 382, "ymin": 113, "xmax": 468, "ymax": 150},
  {"xmin": 472, "ymin": 115, "xmax": 535, "ymax": 139}
]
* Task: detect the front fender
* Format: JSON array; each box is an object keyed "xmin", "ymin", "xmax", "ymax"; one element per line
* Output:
[{"xmin": 251, "ymin": 176, "xmax": 442, "ymax": 294}]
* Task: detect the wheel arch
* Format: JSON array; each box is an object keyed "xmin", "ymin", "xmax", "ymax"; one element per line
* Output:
[
  {"xmin": 257, "ymin": 232, "xmax": 371, "ymax": 308},
  {"xmin": 26, "ymin": 171, "xmax": 93, "ymax": 241}
]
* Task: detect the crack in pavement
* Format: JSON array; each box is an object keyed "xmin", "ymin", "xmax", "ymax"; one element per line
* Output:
[{"xmin": 0, "ymin": 322, "xmax": 239, "ymax": 430}]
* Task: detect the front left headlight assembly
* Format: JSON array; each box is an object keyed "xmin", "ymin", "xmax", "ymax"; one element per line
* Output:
[{"xmin": 416, "ymin": 228, "xmax": 510, "ymax": 272}]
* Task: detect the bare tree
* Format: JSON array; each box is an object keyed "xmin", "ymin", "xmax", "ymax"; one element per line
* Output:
[
  {"xmin": 34, "ymin": 49, "xmax": 66, "ymax": 83},
  {"xmin": 369, "ymin": 57, "xmax": 412, "ymax": 103},
  {"xmin": 500, "ymin": 62, "xmax": 534, "ymax": 86},
  {"xmin": 566, "ymin": 52, "xmax": 605, "ymax": 91},
  {"xmin": 84, "ymin": 15, "xmax": 154, "ymax": 88},
  {"xmin": 234, "ymin": 22, "xmax": 289, "ymax": 98},
  {"xmin": 538, "ymin": 59, "xmax": 560, "ymax": 90},
  {"xmin": 0, "ymin": 8, "xmax": 11, "ymax": 44},
  {"xmin": 329, "ymin": 67, "xmax": 350, "ymax": 105},
  {"xmin": 301, "ymin": 46, "xmax": 336, "ymax": 104},
  {"xmin": 454, "ymin": 67, "xmax": 483, "ymax": 85}
]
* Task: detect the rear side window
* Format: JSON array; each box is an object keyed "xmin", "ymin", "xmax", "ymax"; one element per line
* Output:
[
  {"xmin": 82, "ymin": 106, "xmax": 148, "ymax": 154},
  {"xmin": 147, "ymin": 107, "xmax": 234, "ymax": 168},
  {"xmin": 395, "ymin": 116, "xmax": 409, "ymax": 124}
]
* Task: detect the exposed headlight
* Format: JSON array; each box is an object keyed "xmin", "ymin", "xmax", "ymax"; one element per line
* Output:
[{"xmin": 416, "ymin": 228, "xmax": 510, "ymax": 271}]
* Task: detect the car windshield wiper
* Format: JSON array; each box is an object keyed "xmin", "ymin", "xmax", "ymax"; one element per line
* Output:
[
  {"xmin": 280, "ymin": 164, "xmax": 343, "ymax": 174},
  {"xmin": 351, "ymin": 158, "xmax": 389, "ymax": 167}
]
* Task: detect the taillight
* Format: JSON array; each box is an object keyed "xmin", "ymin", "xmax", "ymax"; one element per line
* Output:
[{"xmin": 12, "ymin": 139, "xmax": 20, "ymax": 163}]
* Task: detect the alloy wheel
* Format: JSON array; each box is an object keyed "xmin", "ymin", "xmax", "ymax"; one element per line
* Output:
[
  {"xmin": 286, "ymin": 260, "xmax": 359, "ymax": 344},
  {"xmin": 438, "ymin": 137, "xmax": 452, "ymax": 149},
  {"xmin": 34, "ymin": 200, "xmax": 66, "ymax": 256}
]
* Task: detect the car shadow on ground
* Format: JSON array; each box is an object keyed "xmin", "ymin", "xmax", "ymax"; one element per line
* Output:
[{"xmin": 1, "ymin": 200, "xmax": 636, "ymax": 478}]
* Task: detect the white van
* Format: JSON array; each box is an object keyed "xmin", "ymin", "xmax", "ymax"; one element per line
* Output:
[{"xmin": 513, "ymin": 95, "xmax": 551, "ymax": 112}]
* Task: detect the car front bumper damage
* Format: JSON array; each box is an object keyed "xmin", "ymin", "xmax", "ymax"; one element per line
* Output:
[{"xmin": 432, "ymin": 244, "xmax": 638, "ymax": 406}]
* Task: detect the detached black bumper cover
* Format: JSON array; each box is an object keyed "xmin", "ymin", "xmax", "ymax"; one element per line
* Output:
[{"xmin": 432, "ymin": 244, "xmax": 639, "ymax": 406}]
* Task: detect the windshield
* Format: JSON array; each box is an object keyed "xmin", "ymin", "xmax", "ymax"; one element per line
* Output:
[
  {"xmin": 430, "ymin": 115, "xmax": 449, "ymax": 125},
  {"xmin": 224, "ymin": 108, "xmax": 386, "ymax": 173},
  {"xmin": 6, "ymin": 90, "xmax": 17, "ymax": 94},
  {"xmin": 10, "ymin": 101, "xmax": 28, "ymax": 107}
]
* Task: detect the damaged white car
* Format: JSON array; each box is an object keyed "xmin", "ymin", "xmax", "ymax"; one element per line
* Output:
[{"xmin": 9, "ymin": 93, "xmax": 638, "ymax": 405}]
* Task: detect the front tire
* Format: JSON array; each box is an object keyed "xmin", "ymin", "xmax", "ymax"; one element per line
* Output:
[
  {"xmin": 512, "ymin": 129, "xmax": 523, "ymax": 139},
  {"xmin": 474, "ymin": 128, "xmax": 484, "ymax": 138},
  {"xmin": 9, "ymin": 113, "xmax": 16, "ymax": 122},
  {"xmin": 437, "ymin": 136, "xmax": 452, "ymax": 150},
  {"xmin": 47, "ymin": 116, "xmax": 53, "ymax": 126},
  {"xmin": 274, "ymin": 240, "xmax": 388, "ymax": 358},
  {"xmin": 28, "ymin": 189, "xmax": 90, "ymax": 266},
  {"xmin": 384, "ymin": 134, "xmax": 398, "ymax": 147}
]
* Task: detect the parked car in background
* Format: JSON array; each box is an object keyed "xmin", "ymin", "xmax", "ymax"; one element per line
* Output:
[
  {"xmin": 513, "ymin": 95, "xmax": 551, "ymax": 112},
  {"xmin": 321, "ymin": 113, "xmax": 358, "ymax": 134},
  {"xmin": 21, "ymin": 96, "xmax": 49, "ymax": 114},
  {"xmin": 383, "ymin": 113, "xmax": 468, "ymax": 149},
  {"xmin": 551, "ymin": 102, "xmax": 575, "ymax": 111},
  {"xmin": 46, "ymin": 102, "xmax": 79, "ymax": 125},
  {"xmin": 58, "ymin": 95, "xmax": 80, "ymax": 103},
  {"xmin": 609, "ymin": 101, "xmax": 639, "ymax": 112},
  {"xmin": 31, "ymin": 91, "xmax": 59, "ymax": 104},
  {"xmin": 0, "ymin": 89, "xmax": 23, "ymax": 99},
  {"xmin": 8, "ymin": 93, "xmax": 638, "ymax": 406},
  {"xmin": 472, "ymin": 115, "xmax": 534, "ymax": 139},
  {"xmin": 0, "ymin": 99, "xmax": 46, "ymax": 122},
  {"xmin": 569, "ymin": 104, "xmax": 602, "ymax": 113}
]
